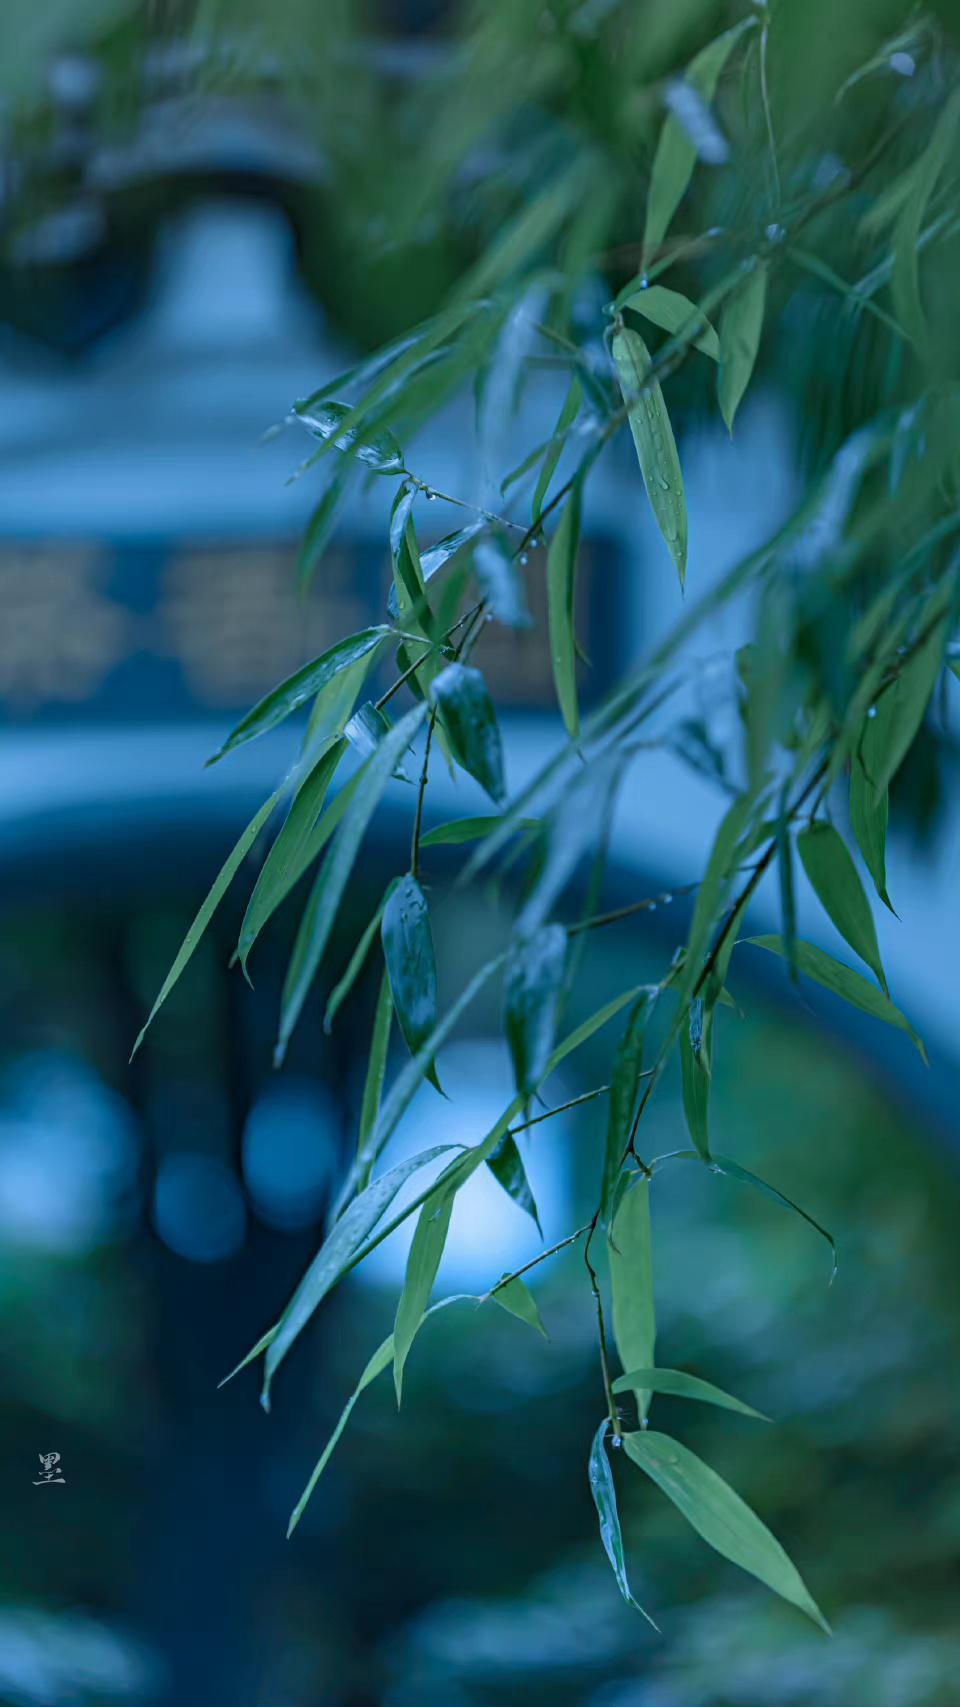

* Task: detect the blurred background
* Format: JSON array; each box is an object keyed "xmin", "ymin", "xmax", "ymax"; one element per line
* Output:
[{"xmin": 1, "ymin": 3, "xmax": 959, "ymax": 1705}]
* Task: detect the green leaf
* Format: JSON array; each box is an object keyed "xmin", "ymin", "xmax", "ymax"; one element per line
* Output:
[
  {"xmin": 709, "ymin": 1154, "xmax": 837, "ymax": 1280},
  {"xmin": 490, "ymin": 1275, "xmax": 547, "ymax": 1338},
  {"xmin": 324, "ymin": 882, "xmax": 396, "ymax": 1033},
  {"xmin": 589, "ymin": 1422, "xmax": 659, "ymax": 1627},
  {"xmin": 381, "ymin": 874, "xmax": 442, "ymax": 1090},
  {"xmin": 344, "ymin": 702, "xmax": 417, "ymax": 782},
  {"xmin": 546, "ymin": 483, "xmax": 583, "ymax": 736},
  {"xmin": 357, "ymin": 970, "xmax": 393, "ymax": 1183},
  {"xmin": 622, "ymin": 284, "xmax": 719, "ymax": 360},
  {"xmin": 296, "ymin": 473, "xmax": 348, "ymax": 596},
  {"xmin": 504, "ymin": 924, "xmax": 568, "ymax": 1098},
  {"xmin": 420, "ymin": 815, "xmax": 541, "ymax": 850},
  {"xmin": 393, "ymin": 1187, "xmax": 455, "ymax": 1403},
  {"xmin": 612, "ymin": 327, "xmax": 687, "ymax": 586},
  {"xmin": 601, "ymin": 994, "xmax": 653, "ymax": 1217},
  {"xmin": 718, "ymin": 262, "xmax": 768, "ymax": 432},
  {"xmin": 849, "ymin": 739, "xmax": 892, "ymax": 911},
  {"xmin": 679, "ymin": 792, "xmax": 755, "ymax": 1010},
  {"xmin": 300, "ymin": 647, "xmax": 376, "ymax": 766},
  {"xmin": 891, "ymin": 87, "xmax": 960, "ymax": 349},
  {"xmin": 743, "ymin": 936, "xmax": 925, "ymax": 1060},
  {"xmin": 263, "ymin": 1142, "xmax": 457, "ymax": 1407},
  {"xmin": 390, "ymin": 489, "xmax": 439, "ymax": 643},
  {"xmin": 387, "ymin": 522, "xmax": 483, "ymax": 621},
  {"xmin": 869, "ymin": 583, "xmax": 954, "ymax": 799},
  {"xmin": 613, "ymin": 1366, "xmax": 768, "ymax": 1421},
  {"xmin": 797, "ymin": 822, "xmax": 886, "ymax": 990},
  {"xmin": 276, "ymin": 701, "xmax": 428, "ymax": 1063},
  {"xmin": 293, "ymin": 394, "xmax": 405, "ymax": 474},
  {"xmin": 473, "ymin": 535, "xmax": 533, "ymax": 629},
  {"xmin": 429, "ymin": 662, "xmax": 506, "ymax": 804},
  {"xmin": 610, "ymin": 1177, "xmax": 656, "ymax": 1424},
  {"xmin": 642, "ymin": 17, "xmax": 755, "ymax": 264},
  {"xmin": 679, "ymin": 998, "xmax": 711, "ymax": 1161},
  {"xmin": 237, "ymin": 741, "xmax": 345, "ymax": 978},
  {"xmin": 533, "ymin": 374, "xmax": 582, "ymax": 521},
  {"xmin": 486, "ymin": 1131, "xmax": 541, "ymax": 1233},
  {"xmin": 239, "ymin": 763, "xmax": 365, "ymax": 972},
  {"xmin": 208, "ymin": 628, "xmax": 392, "ymax": 764},
  {"xmin": 623, "ymin": 1431, "xmax": 829, "ymax": 1631},
  {"xmin": 131, "ymin": 786, "xmax": 282, "ymax": 1057}
]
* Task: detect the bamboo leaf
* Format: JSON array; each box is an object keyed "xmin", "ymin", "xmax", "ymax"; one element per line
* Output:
[
  {"xmin": 490, "ymin": 1275, "xmax": 547, "ymax": 1338},
  {"xmin": 208, "ymin": 628, "xmax": 392, "ymax": 764},
  {"xmin": 276, "ymin": 701, "xmax": 428, "ymax": 1063},
  {"xmin": 387, "ymin": 522, "xmax": 483, "ymax": 620},
  {"xmin": 642, "ymin": 17, "xmax": 756, "ymax": 264},
  {"xmin": 849, "ymin": 714, "xmax": 893, "ymax": 911},
  {"xmin": 709, "ymin": 1153, "xmax": 837, "ymax": 1280},
  {"xmin": 325, "ymin": 882, "xmax": 396, "ymax": 1033},
  {"xmin": 743, "ymin": 936, "xmax": 925, "ymax": 1060},
  {"xmin": 546, "ymin": 483, "xmax": 583, "ymax": 736},
  {"xmin": 420, "ymin": 815, "xmax": 541, "ymax": 850},
  {"xmin": 869, "ymin": 583, "xmax": 954, "ymax": 799},
  {"xmin": 356, "ymin": 971, "xmax": 393, "ymax": 1191},
  {"xmin": 622, "ymin": 284, "xmax": 719, "ymax": 360},
  {"xmin": 504, "ymin": 924, "xmax": 568, "ymax": 1098},
  {"xmin": 381, "ymin": 874, "xmax": 442, "ymax": 1090},
  {"xmin": 393, "ymin": 1187, "xmax": 455, "ymax": 1403},
  {"xmin": 429, "ymin": 662, "xmax": 506, "ymax": 804},
  {"xmin": 589, "ymin": 1422, "xmax": 659, "ymax": 1626},
  {"xmin": 486, "ymin": 1131, "xmax": 541, "ymax": 1232},
  {"xmin": 797, "ymin": 822, "xmax": 886, "ymax": 989},
  {"xmin": 297, "ymin": 473, "xmax": 348, "ymax": 596},
  {"xmin": 612, "ymin": 327, "xmax": 687, "ymax": 586},
  {"xmin": 344, "ymin": 702, "xmax": 417, "ymax": 782},
  {"xmin": 237, "ymin": 741, "xmax": 345, "ymax": 977},
  {"xmin": 131, "ymin": 787, "xmax": 282, "ymax": 1057},
  {"xmin": 533, "ymin": 374, "xmax": 582, "ymax": 520},
  {"xmin": 623, "ymin": 1431, "xmax": 829, "ymax": 1631},
  {"xmin": 679, "ymin": 998, "xmax": 711, "ymax": 1161},
  {"xmin": 239, "ymin": 764, "xmax": 364, "ymax": 973},
  {"xmin": 718, "ymin": 262, "xmax": 768, "ymax": 432},
  {"xmin": 613, "ymin": 1366, "xmax": 768, "ymax": 1421},
  {"xmin": 293, "ymin": 394, "xmax": 405, "ymax": 473},
  {"xmin": 263, "ymin": 1142, "xmax": 457, "ymax": 1406},
  {"xmin": 891, "ymin": 87, "xmax": 960, "ymax": 349},
  {"xmin": 300, "ymin": 648, "xmax": 376, "ymax": 767},
  {"xmin": 473, "ymin": 534, "xmax": 533, "ymax": 629},
  {"xmin": 609, "ymin": 1177, "xmax": 656, "ymax": 1423},
  {"xmin": 601, "ymin": 994, "xmax": 653, "ymax": 1217}
]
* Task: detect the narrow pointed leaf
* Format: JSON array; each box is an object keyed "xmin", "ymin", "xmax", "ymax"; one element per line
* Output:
[
  {"xmin": 429, "ymin": 663, "xmax": 506, "ymax": 804},
  {"xmin": 869, "ymin": 585, "xmax": 954, "ymax": 798},
  {"xmin": 849, "ymin": 715, "xmax": 893, "ymax": 911},
  {"xmin": 297, "ymin": 474, "xmax": 347, "ymax": 596},
  {"xmin": 356, "ymin": 971, "xmax": 393, "ymax": 1192},
  {"xmin": 709, "ymin": 1153, "xmax": 837, "ymax": 1280},
  {"xmin": 393, "ymin": 1188, "xmax": 455, "ymax": 1402},
  {"xmin": 420, "ymin": 815, "xmax": 541, "ymax": 850},
  {"xmin": 612, "ymin": 327, "xmax": 687, "ymax": 586},
  {"xmin": 533, "ymin": 374, "xmax": 582, "ymax": 520},
  {"xmin": 486, "ymin": 1132, "xmax": 541, "ymax": 1232},
  {"xmin": 238, "ymin": 741, "xmax": 345, "ymax": 976},
  {"xmin": 718, "ymin": 262, "xmax": 767, "ymax": 432},
  {"xmin": 601, "ymin": 995, "xmax": 653, "ymax": 1216},
  {"xmin": 300, "ymin": 648, "xmax": 376, "ymax": 767},
  {"xmin": 240, "ymin": 764, "xmax": 365, "ymax": 972},
  {"xmin": 381, "ymin": 874, "xmax": 442, "ymax": 1089},
  {"xmin": 387, "ymin": 523, "xmax": 483, "ymax": 620},
  {"xmin": 504, "ymin": 924, "xmax": 568, "ymax": 1098},
  {"xmin": 623, "ymin": 284, "xmax": 719, "ymax": 359},
  {"xmin": 293, "ymin": 395, "xmax": 404, "ymax": 473},
  {"xmin": 276, "ymin": 701, "xmax": 428, "ymax": 1063},
  {"xmin": 589, "ymin": 1422, "xmax": 659, "ymax": 1626},
  {"xmin": 209, "ymin": 628, "xmax": 392, "ymax": 763},
  {"xmin": 798, "ymin": 822, "xmax": 886, "ymax": 989},
  {"xmin": 325, "ymin": 882, "xmax": 397, "ymax": 1033},
  {"xmin": 546, "ymin": 484, "xmax": 583, "ymax": 736},
  {"xmin": 473, "ymin": 535, "xmax": 533, "ymax": 629},
  {"xmin": 344, "ymin": 702, "xmax": 417, "ymax": 782},
  {"xmin": 610, "ymin": 1178, "xmax": 655, "ymax": 1423},
  {"xmin": 131, "ymin": 787, "xmax": 282, "ymax": 1056},
  {"xmin": 490, "ymin": 1275, "xmax": 547, "ymax": 1338},
  {"xmin": 623, "ymin": 1431, "xmax": 829, "ymax": 1631},
  {"xmin": 744, "ymin": 936, "xmax": 925, "ymax": 1059},
  {"xmin": 613, "ymin": 1366, "xmax": 768, "ymax": 1420},
  {"xmin": 679, "ymin": 998, "xmax": 711, "ymax": 1161},
  {"xmin": 891, "ymin": 87, "xmax": 960, "ymax": 349},
  {"xmin": 262, "ymin": 1142, "xmax": 456, "ymax": 1406}
]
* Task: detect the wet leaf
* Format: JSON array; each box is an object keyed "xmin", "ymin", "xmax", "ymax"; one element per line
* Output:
[
  {"xmin": 589, "ymin": 1422, "xmax": 659, "ymax": 1626},
  {"xmin": 293, "ymin": 394, "xmax": 405, "ymax": 473},
  {"xmin": 238, "ymin": 763, "xmax": 364, "ymax": 972},
  {"xmin": 262, "ymin": 1141, "xmax": 456, "ymax": 1406},
  {"xmin": 276, "ymin": 701, "xmax": 428, "ymax": 1063},
  {"xmin": 357, "ymin": 970, "xmax": 393, "ymax": 1184},
  {"xmin": 869, "ymin": 582, "xmax": 954, "ymax": 799},
  {"xmin": 601, "ymin": 994, "xmax": 653, "ymax": 1218},
  {"xmin": 744, "ymin": 936, "xmax": 925, "ymax": 1059},
  {"xmin": 612, "ymin": 327, "xmax": 687, "ymax": 586},
  {"xmin": 709, "ymin": 1153, "xmax": 837, "ymax": 1280},
  {"xmin": 131, "ymin": 787, "xmax": 282, "ymax": 1057},
  {"xmin": 546, "ymin": 483, "xmax": 583, "ymax": 736},
  {"xmin": 622, "ymin": 284, "xmax": 719, "ymax": 360},
  {"xmin": 623, "ymin": 1431, "xmax": 829, "ymax": 1631},
  {"xmin": 504, "ymin": 924, "xmax": 568, "ymax": 1098},
  {"xmin": 387, "ymin": 522, "xmax": 483, "ymax": 620},
  {"xmin": 300, "ymin": 649, "xmax": 376, "ymax": 768},
  {"xmin": 490, "ymin": 1275, "xmax": 547, "ymax": 1338},
  {"xmin": 486, "ymin": 1131, "xmax": 541, "ymax": 1232},
  {"xmin": 344, "ymin": 702, "xmax": 417, "ymax": 782},
  {"xmin": 473, "ymin": 535, "xmax": 533, "ymax": 629},
  {"xmin": 297, "ymin": 473, "xmax": 348, "ymax": 596},
  {"xmin": 679, "ymin": 998, "xmax": 711, "ymax": 1161},
  {"xmin": 891, "ymin": 86, "xmax": 960, "ymax": 348},
  {"xmin": 208, "ymin": 628, "xmax": 392, "ymax": 764},
  {"xmin": 798, "ymin": 821, "xmax": 886, "ymax": 989},
  {"xmin": 325, "ymin": 882, "xmax": 397, "ymax": 1033},
  {"xmin": 393, "ymin": 1186, "xmax": 455, "ymax": 1402},
  {"xmin": 420, "ymin": 815, "xmax": 541, "ymax": 850},
  {"xmin": 429, "ymin": 662, "xmax": 506, "ymax": 804},
  {"xmin": 718, "ymin": 262, "xmax": 768, "ymax": 432},
  {"xmin": 533, "ymin": 374, "xmax": 582, "ymax": 520},
  {"xmin": 610, "ymin": 1177, "xmax": 655, "ymax": 1423},
  {"xmin": 849, "ymin": 706, "xmax": 894, "ymax": 911},
  {"xmin": 237, "ymin": 741, "xmax": 345, "ymax": 977},
  {"xmin": 381, "ymin": 874, "xmax": 442, "ymax": 1090},
  {"xmin": 613, "ymin": 1366, "xmax": 768, "ymax": 1420},
  {"xmin": 642, "ymin": 17, "xmax": 756, "ymax": 263}
]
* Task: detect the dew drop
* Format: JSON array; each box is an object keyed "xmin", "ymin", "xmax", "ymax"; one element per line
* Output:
[
  {"xmin": 662, "ymin": 893, "xmax": 673, "ymax": 905},
  {"xmin": 648, "ymin": 902, "xmax": 657, "ymax": 913},
  {"xmin": 765, "ymin": 222, "xmax": 786, "ymax": 244},
  {"xmin": 639, "ymin": 275, "xmax": 649, "ymax": 290},
  {"xmin": 867, "ymin": 705, "xmax": 878, "ymax": 719},
  {"xmin": 426, "ymin": 490, "xmax": 438, "ymax": 501},
  {"xmin": 519, "ymin": 553, "xmax": 529, "ymax": 566}
]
